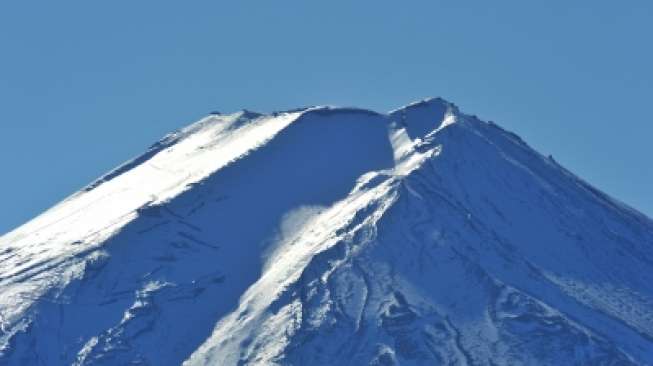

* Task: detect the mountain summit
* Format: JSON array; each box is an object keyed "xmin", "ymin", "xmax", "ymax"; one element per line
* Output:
[{"xmin": 1, "ymin": 98, "xmax": 652, "ymax": 365}]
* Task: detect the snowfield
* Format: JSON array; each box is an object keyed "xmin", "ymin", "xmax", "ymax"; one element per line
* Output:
[{"xmin": 1, "ymin": 98, "xmax": 652, "ymax": 365}]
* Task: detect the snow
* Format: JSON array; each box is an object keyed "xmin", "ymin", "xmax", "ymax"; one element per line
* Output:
[
  {"xmin": 0, "ymin": 110, "xmax": 301, "ymax": 342},
  {"xmin": 1, "ymin": 98, "xmax": 652, "ymax": 365}
]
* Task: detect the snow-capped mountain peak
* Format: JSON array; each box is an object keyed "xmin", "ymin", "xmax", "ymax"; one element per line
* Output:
[{"xmin": 1, "ymin": 98, "xmax": 652, "ymax": 365}]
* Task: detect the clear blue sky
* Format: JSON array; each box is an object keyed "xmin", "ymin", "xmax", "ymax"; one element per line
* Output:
[{"xmin": 1, "ymin": 1, "xmax": 651, "ymax": 234}]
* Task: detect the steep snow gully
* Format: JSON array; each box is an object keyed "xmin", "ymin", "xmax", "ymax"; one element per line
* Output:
[{"xmin": 1, "ymin": 98, "xmax": 652, "ymax": 365}]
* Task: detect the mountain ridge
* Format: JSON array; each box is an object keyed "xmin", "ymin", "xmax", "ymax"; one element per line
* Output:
[{"xmin": 1, "ymin": 98, "xmax": 652, "ymax": 365}]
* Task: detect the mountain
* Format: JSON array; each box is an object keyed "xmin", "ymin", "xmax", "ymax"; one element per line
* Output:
[{"xmin": 1, "ymin": 98, "xmax": 652, "ymax": 365}]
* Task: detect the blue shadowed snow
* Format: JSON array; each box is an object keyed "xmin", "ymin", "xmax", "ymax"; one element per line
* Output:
[{"xmin": 1, "ymin": 100, "xmax": 652, "ymax": 365}]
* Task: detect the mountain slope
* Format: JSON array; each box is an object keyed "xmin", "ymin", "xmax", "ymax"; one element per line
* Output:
[{"xmin": 1, "ymin": 98, "xmax": 652, "ymax": 365}]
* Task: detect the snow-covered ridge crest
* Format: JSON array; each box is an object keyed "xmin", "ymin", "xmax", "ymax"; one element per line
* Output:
[
  {"xmin": 0, "ymin": 99, "xmax": 454, "ymax": 359},
  {"xmin": 0, "ymin": 109, "xmax": 303, "ymax": 345},
  {"xmin": 2, "ymin": 97, "xmax": 652, "ymax": 365}
]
